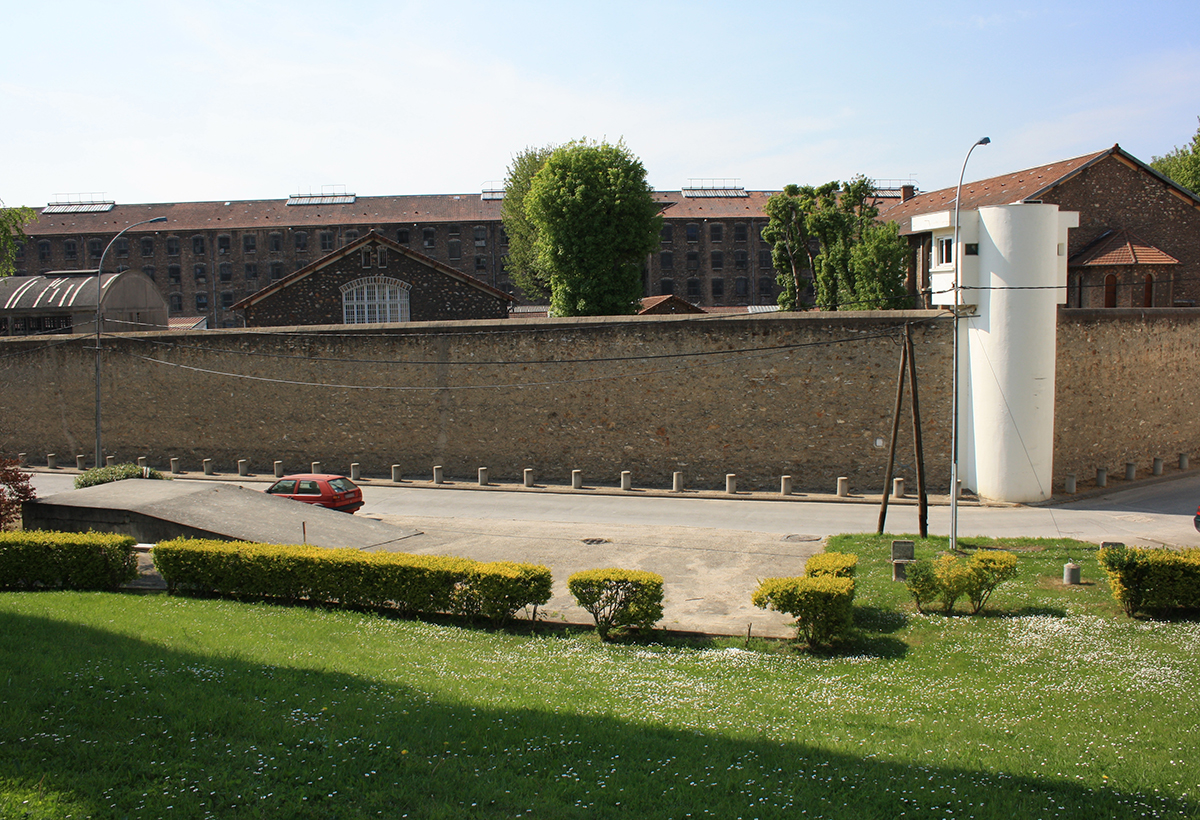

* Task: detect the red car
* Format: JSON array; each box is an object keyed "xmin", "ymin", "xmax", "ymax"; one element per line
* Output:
[{"xmin": 265, "ymin": 473, "xmax": 364, "ymax": 513}]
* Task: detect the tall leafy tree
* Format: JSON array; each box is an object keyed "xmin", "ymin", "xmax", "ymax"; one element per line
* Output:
[
  {"xmin": 500, "ymin": 144, "xmax": 556, "ymax": 300},
  {"xmin": 525, "ymin": 139, "xmax": 662, "ymax": 316},
  {"xmin": 764, "ymin": 176, "xmax": 910, "ymax": 311},
  {"xmin": 1151, "ymin": 117, "xmax": 1200, "ymax": 194},
  {"xmin": 0, "ymin": 199, "xmax": 35, "ymax": 278}
]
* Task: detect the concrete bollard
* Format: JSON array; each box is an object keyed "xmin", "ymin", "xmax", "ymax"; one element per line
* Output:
[
  {"xmin": 433, "ymin": 465, "xmax": 444, "ymax": 484},
  {"xmin": 274, "ymin": 460, "xmax": 284, "ymax": 478},
  {"xmin": 1181, "ymin": 453, "xmax": 1190, "ymax": 470},
  {"xmin": 392, "ymin": 464, "xmax": 403, "ymax": 483},
  {"xmin": 572, "ymin": 470, "xmax": 583, "ymax": 489},
  {"xmin": 311, "ymin": 461, "xmax": 322, "ymax": 474},
  {"xmin": 672, "ymin": 471, "xmax": 683, "ymax": 492},
  {"xmin": 203, "ymin": 458, "xmax": 214, "ymax": 475},
  {"xmin": 76, "ymin": 454, "xmax": 86, "ymax": 470},
  {"xmin": 836, "ymin": 476, "xmax": 849, "ymax": 497},
  {"xmin": 524, "ymin": 468, "xmax": 534, "ymax": 488},
  {"xmin": 17, "ymin": 453, "xmax": 26, "ymax": 466},
  {"xmin": 47, "ymin": 453, "xmax": 57, "ymax": 469},
  {"xmin": 350, "ymin": 463, "xmax": 360, "ymax": 481},
  {"xmin": 1063, "ymin": 562, "xmax": 1081, "ymax": 585},
  {"xmin": 893, "ymin": 477, "xmax": 905, "ymax": 498},
  {"xmin": 478, "ymin": 467, "xmax": 488, "ymax": 486},
  {"xmin": 1065, "ymin": 473, "xmax": 1077, "ymax": 494},
  {"xmin": 1153, "ymin": 458, "xmax": 1164, "ymax": 476},
  {"xmin": 726, "ymin": 474, "xmax": 737, "ymax": 494},
  {"xmin": 171, "ymin": 457, "xmax": 181, "ymax": 474},
  {"xmin": 1096, "ymin": 467, "xmax": 1107, "ymax": 488},
  {"xmin": 137, "ymin": 457, "xmax": 147, "ymax": 469},
  {"xmin": 239, "ymin": 459, "xmax": 250, "ymax": 477},
  {"xmin": 106, "ymin": 455, "xmax": 115, "ymax": 467},
  {"xmin": 1125, "ymin": 462, "xmax": 1136, "ymax": 481},
  {"xmin": 781, "ymin": 475, "xmax": 792, "ymax": 496},
  {"xmin": 621, "ymin": 471, "xmax": 632, "ymax": 491}
]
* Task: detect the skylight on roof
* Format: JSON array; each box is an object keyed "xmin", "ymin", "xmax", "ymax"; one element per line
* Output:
[
  {"xmin": 42, "ymin": 201, "xmax": 115, "ymax": 214},
  {"xmin": 682, "ymin": 179, "xmax": 747, "ymax": 198},
  {"xmin": 287, "ymin": 194, "xmax": 356, "ymax": 206}
]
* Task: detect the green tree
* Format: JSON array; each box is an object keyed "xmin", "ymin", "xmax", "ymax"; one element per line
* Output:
[
  {"xmin": 525, "ymin": 139, "xmax": 662, "ymax": 317},
  {"xmin": 0, "ymin": 199, "xmax": 35, "ymax": 278},
  {"xmin": 764, "ymin": 176, "xmax": 911, "ymax": 311},
  {"xmin": 1151, "ymin": 117, "xmax": 1200, "ymax": 194},
  {"xmin": 500, "ymin": 144, "xmax": 556, "ymax": 301}
]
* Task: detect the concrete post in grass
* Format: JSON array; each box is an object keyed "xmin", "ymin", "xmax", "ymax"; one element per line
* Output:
[
  {"xmin": 1181, "ymin": 453, "xmax": 1190, "ymax": 470},
  {"xmin": 350, "ymin": 463, "xmax": 360, "ymax": 481},
  {"xmin": 726, "ymin": 474, "xmax": 737, "ymax": 494},
  {"xmin": 433, "ymin": 465, "xmax": 444, "ymax": 484},
  {"xmin": 781, "ymin": 475, "xmax": 792, "ymax": 496},
  {"xmin": 478, "ymin": 467, "xmax": 488, "ymax": 486},
  {"xmin": 836, "ymin": 477, "xmax": 849, "ymax": 497},
  {"xmin": 106, "ymin": 455, "xmax": 115, "ymax": 467},
  {"xmin": 239, "ymin": 459, "xmax": 250, "ymax": 477},
  {"xmin": 621, "ymin": 471, "xmax": 632, "ymax": 491},
  {"xmin": 1096, "ymin": 467, "xmax": 1107, "ymax": 488},
  {"xmin": 1125, "ymin": 462, "xmax": 1136, "ymax": 481},
  {"xmin": 203, "ymin": 458, "xmax": 214, "ymax": 475},
  {"xmin": 171, "ymin": 457, "xmax": 181, "ymax": 474},
  {"xmin": 1064, "ymin": 474, "xmax": 1076, "ymax": 494},
  {"xmin": 274, "ymin": 461, "xmax": 284, "ymax": 478},
  {"xmin": 47, "ymin": 453, "xmax": 57, "ymax": 469},
  {"xmin": 524, "ymin": 468, "xmax": 534, "ymax": 488},
  {"xmin": 1153, "ymin": 458, "xmax": 1163, "ymax": 476},
  {"xmin": 76, "ymin": 455, "xmax": 86, "ymax": 470},
  {"xmin": 391, "ymin": 464, "xmax": 403, "ymax": 483},
  {"xmin": 137, "ymin": 457, "xmax": 147, "ymax": 469},
  {"xmin": 17, "ymin": 453, "xmax": 26, "ymax": 467},
  {"xmin": 893, "ymin": 477, "xmax": 905, "ymax": 498},
  {"xmin": 572, "ymin": 470, "xmax": 583, "ymax": 489},
  {"xmin": 672, "ymin": 471, "xmax": 683, "ymax": 492},
  {"xmin": 311, "ymin": 461, "xmax": 321, "ymax": 474}
]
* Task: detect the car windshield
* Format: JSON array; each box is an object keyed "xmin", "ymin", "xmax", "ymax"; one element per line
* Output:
[{"xmin": 328, "ymin": 478, "xmax": 357, "ymax": 493}]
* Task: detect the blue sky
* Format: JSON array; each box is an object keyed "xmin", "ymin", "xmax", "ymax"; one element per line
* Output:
[{"xmin": 3, "ymin": 0, "xmax": 1198, "ymax": 208}]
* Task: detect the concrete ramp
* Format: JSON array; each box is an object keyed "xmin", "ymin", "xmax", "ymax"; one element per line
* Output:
[{"xmin": 23, "ymin": 480, "xmax": 421, "ymax": 551}]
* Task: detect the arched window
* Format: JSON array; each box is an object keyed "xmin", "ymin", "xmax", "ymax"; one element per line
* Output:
[{"xmin": 341, "ymin": 276, "xmax": 411, "ymax": 324}]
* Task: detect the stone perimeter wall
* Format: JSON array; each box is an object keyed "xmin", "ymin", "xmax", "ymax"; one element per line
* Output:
[{"xmin": 0, "ymin": 312, "xmax": 951, "ymax": 493}]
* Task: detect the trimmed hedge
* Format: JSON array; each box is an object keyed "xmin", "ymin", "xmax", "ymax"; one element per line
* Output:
[
  {"xmin": 1098, "ymin": 544, "xmax": 1200, "ymax": 617},
  {"xmin": 75, "ymin": 463, "xmax": 169, "ymax": 490},
  {"xmin": 567, "ymin": 568, "xmax": 665, "ymax": 640},
  {"xmin": 0, "ymin": 530, "xmax": 138, "ymax": 591},
  {"xmin": 804, "ymin": 551, "xmax": 858, "ymax": 579},
  {"xmin": 152, "ymin": 538, "xmax": 551, "ymax": 622},
  {"xmin": 906, "ymin": 550, "xmax": 1018, "ymax": 614},
  {"xmin": 752, "ymin": 575, "xmax": 855, "ymax": 647}
]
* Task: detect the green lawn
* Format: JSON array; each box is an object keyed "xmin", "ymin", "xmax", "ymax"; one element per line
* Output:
[{"xmin": 1, "ymin": 535, "xmax": 1196, "ymax": 819}]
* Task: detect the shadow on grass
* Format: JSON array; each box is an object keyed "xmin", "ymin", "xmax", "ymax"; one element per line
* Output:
[{"xmin": 0, "ymin": 604, "xmax": 1194, "ymax": 820}]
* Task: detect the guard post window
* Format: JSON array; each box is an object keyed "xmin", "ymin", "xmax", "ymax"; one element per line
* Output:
[{"xmin": 937, "ymin": 237, "xmax": 953, "ymax": 267}]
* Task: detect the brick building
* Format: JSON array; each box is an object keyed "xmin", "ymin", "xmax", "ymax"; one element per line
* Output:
[
  {"xmin": 233, "ymin": 232, "xmax": 511, "ymax": 326},
  {"xmin": 881, "ymin": 145, "xmax": 1200, "ymax": 308}
]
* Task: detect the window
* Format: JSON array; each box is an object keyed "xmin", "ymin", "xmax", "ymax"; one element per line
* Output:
[
  {"xmin": 39, "ymin": 240, "xmax": 51, "ymax": 261},
  {"xmin": 686, "ymin": 251, "xmax": 699, "ymax": 271},
  {"xmin": 686, "ymin": 278, "xmax": 702, "ymax": 299},
  {"xmin": 686, "ymin": 223, "xmax": 700, "ymax": 243},
  {"xmin": 711, "ymin": 278, "xmax": 724, "ymax": 298},
  {"xmin": 734, "ymin": 250, "xmax": 747, "ymax": 270},
  {"xmin": 14, "ymin": 242, "xmax": 23, "ymax": 261},
  {"xmin": 759, "ymin": 249, "xmax": 772, "ymax": 268},
  {"xmin": 88, "ymin": 239, "xmax": 103, "ymax": 259},
  {"xmin": 142, "ymin": 266, "xmax": 156, "ymax": 281},
  {"xmin": 168, "ymin": 264, "xmax": 181, "ymax": 284},
  {"xmin": 660, "ymin": 251, "xmax": 674, "ymax": 270},
  {"xmin": 499, "ymin": 227, "xmax": 509, "ymax": 246},
  {"xmin": 320, "ymin": 231, "xmax": 334, "ymax": 251},
  {"xmin": 423, "ymin": 228, "xmax": 436, "ymax": 248},
  {"xmin": 734, "ymin": 223, "xmax": 748, "ymax": 242},
  {"xmin": 243, "ymin": 263, "xmax": 258, "ymax": 279},
  {"xmin": 269, "ymin": 232, "xmax": 283, "ymax": 252},
  {"xmin": 341, "ymin": 276, "xmax": 411, "ymax": 324},
  {"xmin": 710, "ymin": 223, "xmax": 723, "ymax": 243},
  {"xmin": 64, "ymin": 240, "xmax": 77, "ymax": 261},
  {"xmin": 448, "ymin": 224, "xmax": 460, "ymax": 236},
  {"xmin": 711, "ymin": 251, "xmax": 724, "ymax": 270},
  {"xmin": 661, "ymin": 224, "xmax": 673, "ymax": 243},
  {"xmin": 269, "ymin": 261, "xmax": 284, "ymax": 280},
  {"xmin": 115, "ymin": 238, "xmax": 129, "ymax": 257},
  {"xmin": 167, "ymin": 237, "xmax": 180, "ymax": 256},
  {"xmin": 169, "ymin": 293, "xmax": 182, "ymax": 312},
  {"xmin": 474, "ymin": 226, "xmax": 487, "ymax": 246},
  {"xmin": 396, "ymin": 228, "xmax": 410, "ymax": 244},
  {"xmin": 294, "ymin": 231, "xmax": 308, "ymax": 251},
  {"xmin": 659, "ymin": 279, "xmax": 675, "ymax": 295},
  {"xmin": 219, "ymin": 262, "xmax": 232, "ymax": 282},
  {"xmin": 735, "ymin": 277, "xmax": 749, "ymax": 296},
  {"xmin": 447, "ymin": 239, "xmax": 462, "ymax": 260},
  {"xmin": 360, "ymin": 247, "xmax": 381, "ymax": 268},
  {"xmin": 221, "ymin": 291, "xmax": 235, "ymax": 309},
  {"xmin": 759, "ymin": 277, "xmax": 774, "ymax": 295},
  {"xmin": 243, "ymin": 234, "xmax": 257, "ymax": 253},
  {"xmin": 965, "ymin": 243, "xmax": 979, "ymax": 256},
  {"xmin": 344, "ymin": 230, "xmax": 359, "ymax": 244},
  {"xmin": 217, "ymin": 234, "xmax": 231, "ymax": 254},
  {"xmin": 937, "ymin": 237, "xmax": 953, "ymax": 266},
  {"xmin": 192, "ymin": 235, "xmax": 206, "ymax": 255},
  {"xmin": 475, "ymin": 255, "xmax": 487, "ymax": 271},
  {"xmin": 196, "ymin": 293, "xmax": 208, "ymax": 311},
  {"xmin": 194, "ymin": 264, "xmax": 207, "ymax": 284},
  {"xmin": 140, "ymin": 237, "xmax": 154, "ymax": 257}
]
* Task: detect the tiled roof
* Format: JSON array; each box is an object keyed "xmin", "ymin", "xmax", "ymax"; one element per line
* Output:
[
  {"xmin": 1070, "ymin": 229, "xmax": 1179, "ymax": 266},
  {"xmin": 168, "ymin": 316, "xmax": 209, "ymax": 329},
  {"xmin": 879, "ymin": 148, "xmax": 1112, "ymax": 233},
  {"xmin": 639, "ymin": 295, "xmax": 706, "ymax": 314}
]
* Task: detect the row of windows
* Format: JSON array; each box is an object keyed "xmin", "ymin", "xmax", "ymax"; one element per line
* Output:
[
  {"xmin": 145, "ymin": 261, "xmax": 293, "ymax": 285},
  {"xmin": 660, "ymin": 249, "xmax": 773, "ymax": 271},
  {"xmin": 662, "ymin": 223, "xmax": 766, "ymax": 244},
  {"xmin": 169, "ymin": 292, "xmax": 239, "ymax": 312},
  {"xmin": 660, "ymin": 277, "xmax": 776, "ymax": 299}
]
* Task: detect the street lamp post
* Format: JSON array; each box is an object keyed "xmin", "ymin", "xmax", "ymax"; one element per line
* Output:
[
  {"xmin": 950, "ymin": 137, "xmax": 990, "ymax": 553},
  {"xmin": 95, "ymin": 216, "xmax": 167, "ymax": 467}
]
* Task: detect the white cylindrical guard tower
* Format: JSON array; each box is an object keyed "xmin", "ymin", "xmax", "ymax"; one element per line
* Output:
[{"xmin": 962, "ymin": 203, "xmax": 1076, "ymax": 502}]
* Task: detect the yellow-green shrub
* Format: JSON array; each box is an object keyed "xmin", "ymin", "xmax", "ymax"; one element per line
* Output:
[
  {"xmin": 804, "ymin": 551, "xmax": 858, "ymax": 578},
  {"xmin": 906, "ymin": 550, "xmax": 1019, "ymax": 614},
  {"xmin": 567, "ymin": 568, "xmax": 664, "ymax": 640},
  {"xmin": 964, "ymin": 551, "xmax": 1019, "ymax": 613},
  {"xmin": 0, "ymin": 530, "xmax": 137, "ymax": 590},
  {"xmin": 1098, "ymin": 544, "xmax": 1200, "ymax": 617},
  {"xmin": 152, "ymin": 538, "xmax": 551, "ymax": 621},
  {"xmin": 752, "ymin": 575, "xmax": 855, "ymax": 647}
]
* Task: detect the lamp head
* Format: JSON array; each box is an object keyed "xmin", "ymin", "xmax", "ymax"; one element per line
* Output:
[
  {"xmin": 978, "ymin": 137, "xmax": 991, "ymax": 146},
  {"xmin": 149, "ymin": 216, "xmax": 167, "ymax": 224}
]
